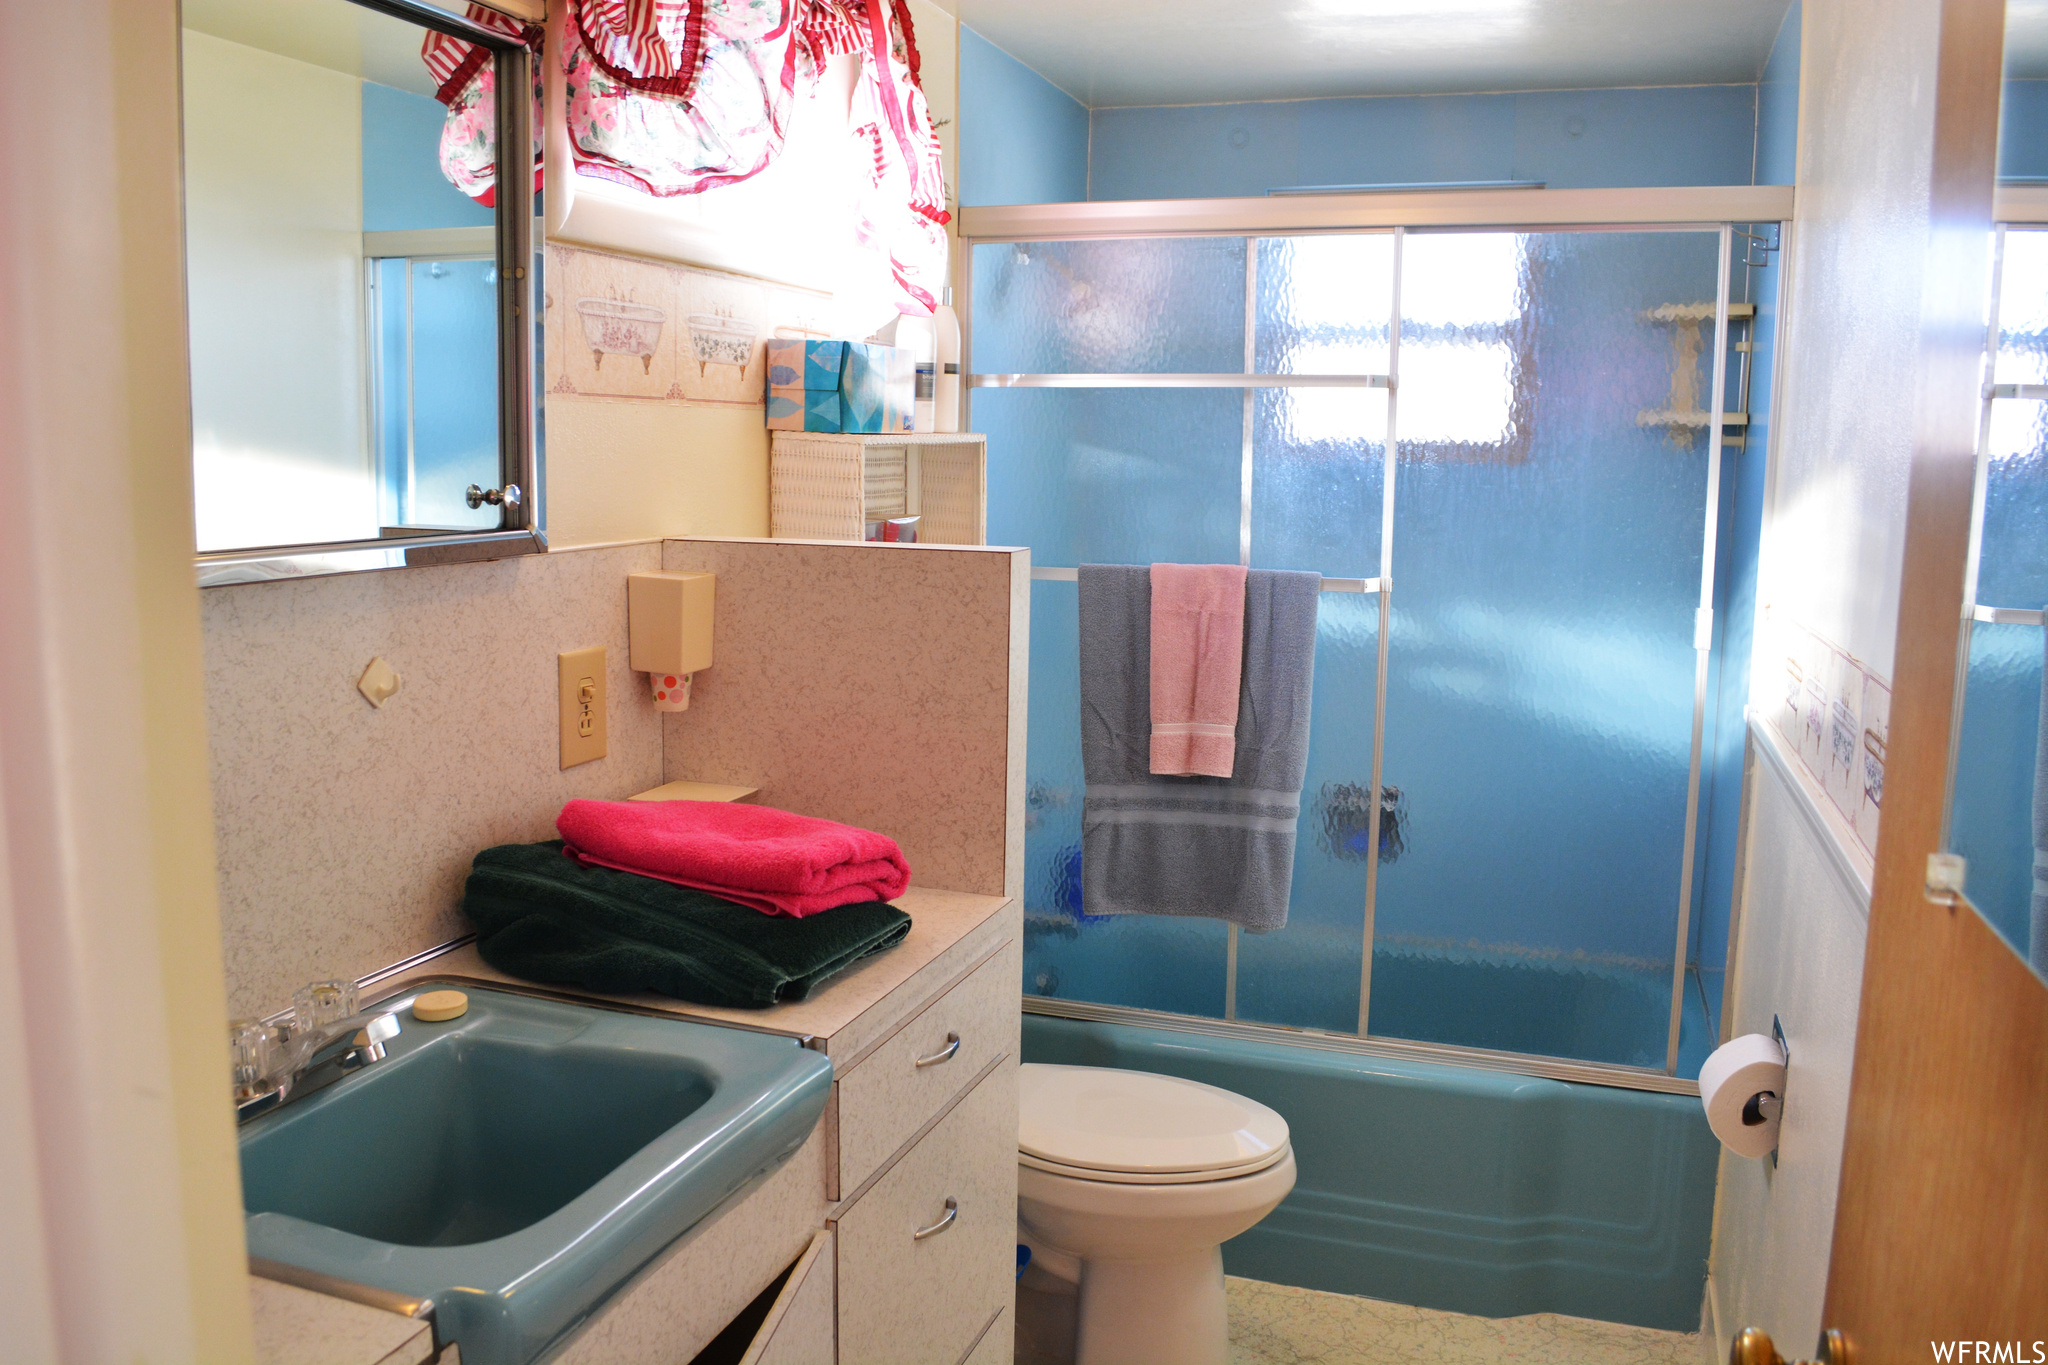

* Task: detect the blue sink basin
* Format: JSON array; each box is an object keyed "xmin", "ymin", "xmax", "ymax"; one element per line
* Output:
[{"xmin": 240, "ymin": 983, "xmax": 831, "ymax": 1365}]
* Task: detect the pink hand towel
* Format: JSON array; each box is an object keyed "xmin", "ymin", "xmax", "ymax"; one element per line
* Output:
[
  {"xmin": 556, "ymin": 799, "xmax": 912, "ymax": 918},
  {"xmin": 1149, "ymin": 563, "xmax": 1249, "ymax": 778}
]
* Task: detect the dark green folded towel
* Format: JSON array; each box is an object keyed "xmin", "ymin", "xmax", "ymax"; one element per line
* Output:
[{"xmin": 463, "ymin": 841, "xmax": 913, "ymax": 1009}]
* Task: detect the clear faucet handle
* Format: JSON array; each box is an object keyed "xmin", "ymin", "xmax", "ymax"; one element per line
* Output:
[
  {"xmin": 229, "ymin": 1018, "xmax": 278, "ymax": 1100},
  {"xmin": 292, "ymin": 979, "xmax": 358, "ymax": 1036}
]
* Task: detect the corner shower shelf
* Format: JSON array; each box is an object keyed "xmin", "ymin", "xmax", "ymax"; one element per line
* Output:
[{"xmin": 1636, "ymin": 299, "xmax": 1759, "ymax": 439}]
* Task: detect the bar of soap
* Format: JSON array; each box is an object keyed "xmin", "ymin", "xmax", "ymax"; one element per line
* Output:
[{"xmin": 412, "ymin": 989, "xmax": 469, "ymax": 1022}]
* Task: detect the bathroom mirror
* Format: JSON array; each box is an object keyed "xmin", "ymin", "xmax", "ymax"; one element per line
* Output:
[
  {"xmin": 1942, "ymin": 2, "xmax": 2048, "ymax": 982},
  {"xmin": 181, "ymin": 0, "xmax": 536, "ymax": 584}
]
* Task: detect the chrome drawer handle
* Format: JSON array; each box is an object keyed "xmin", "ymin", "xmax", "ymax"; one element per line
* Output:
[
  {"xmin": 914, "ymin": 1032, "xmax": 962, "ymax": 1068},
  {"xmin": 914, "ymin": 1197, "xmax": 958, "ymax": 1241}
]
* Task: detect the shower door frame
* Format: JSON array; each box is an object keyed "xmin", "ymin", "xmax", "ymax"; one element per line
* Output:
[{"xmin": 960, "ymin": 185, "xmax": 1790, "ymax": 1094}]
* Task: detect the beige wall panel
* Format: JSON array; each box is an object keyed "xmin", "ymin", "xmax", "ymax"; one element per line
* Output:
[
  {"xmin": 204, "ymin": 543, "xmax": 665, "ymax": 1017},
  {"xmin": 659, "ymin": 538, "xmax": 1024, "ymax": 899}
]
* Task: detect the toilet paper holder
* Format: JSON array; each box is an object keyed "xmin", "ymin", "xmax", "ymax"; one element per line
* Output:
[
  {"xmin": 1701, "ymin": 1015, "xmax": 1791, "ymax": 1165},
  {"xmin": 1754, "ymin": 1015, "xmax": 1789, "ymax": 1167}
]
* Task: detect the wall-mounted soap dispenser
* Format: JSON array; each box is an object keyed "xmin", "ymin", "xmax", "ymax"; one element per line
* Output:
[{"xmin": 628, "ymin": 572, "xmax": 714, "ymax": 712}]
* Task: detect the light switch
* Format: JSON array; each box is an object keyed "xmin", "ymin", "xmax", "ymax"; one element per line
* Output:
[{"xmin": 559, "ymin": 646, "xmax": 607, "ymax": 768}]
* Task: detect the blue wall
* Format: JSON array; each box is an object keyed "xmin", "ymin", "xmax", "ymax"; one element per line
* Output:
[
  {"xmin": 2006, "ymin": 80, "xmax": 2048, "ymax": 180},
  {"xmin": 959, "ymin": 28, "xmax": 1090, "ymax": 206},
  {"xmin": 1088, "ymin": 86, "xmax": 1763, "ymax": 201},
  {"xmin": 1755, "ymin": 2, "xmax": 1801, "ymax": 186},
  {"xmin": 362, "ymin": 80, "xmax": 494, "ymax": 232},
  {"xmin": 1024, "ymin": 1015, "xmax": 1718, "ymax": 1330}
]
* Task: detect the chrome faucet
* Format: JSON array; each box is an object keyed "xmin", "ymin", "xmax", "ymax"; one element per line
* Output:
[{"xmin": 233, "ymin": 1007, "xmax": 401, "ymax": 1123}]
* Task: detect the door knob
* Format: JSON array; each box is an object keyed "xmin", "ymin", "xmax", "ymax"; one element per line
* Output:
[{"xmin": 1731, "ymin": 1328, "xmax": 1856, "ymax": 1365}]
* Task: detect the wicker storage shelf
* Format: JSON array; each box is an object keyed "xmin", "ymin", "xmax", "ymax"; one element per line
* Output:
[{"xmin": 770, "ymin": 432, "xmax": 988, "ymax": 546}]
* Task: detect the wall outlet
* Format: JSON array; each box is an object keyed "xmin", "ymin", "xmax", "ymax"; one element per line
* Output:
[{"xmin": 558, "ymin": 646, "xmax": 607, "ymax": 769}]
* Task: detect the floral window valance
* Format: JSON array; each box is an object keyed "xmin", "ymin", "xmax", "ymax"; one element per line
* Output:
[
  {"xmin": 419, "ymin": 8, "xmax": 542, "ymax": 208},
  {"xmin": 424, "ymin": 0, "xmax": 951, "ymax": 314}
]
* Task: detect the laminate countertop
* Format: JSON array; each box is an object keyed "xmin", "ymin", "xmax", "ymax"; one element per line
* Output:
[{"xmin": 375, "ymin": 883, "xmax": 1017, "ymax": 1064}]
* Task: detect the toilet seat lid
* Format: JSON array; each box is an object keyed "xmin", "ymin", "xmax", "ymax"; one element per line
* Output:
[{"xmin": 1018, "ymin": 1064, "xmax": 1290, "ymax": 1176}]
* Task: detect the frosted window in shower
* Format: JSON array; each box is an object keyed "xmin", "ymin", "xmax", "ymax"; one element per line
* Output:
[{"xmin": 1251, "ymin": 234, "xmax": 1391, "ymax": 580}]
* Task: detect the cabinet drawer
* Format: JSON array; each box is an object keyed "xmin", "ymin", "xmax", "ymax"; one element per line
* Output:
[
  {"xmin": 834, "ymin": 1064, "xmax": 1019, "ymax": 1365},
  {"xmin": 837, "ymin": 939, "xmax": 1020, "ymax": 1193}
]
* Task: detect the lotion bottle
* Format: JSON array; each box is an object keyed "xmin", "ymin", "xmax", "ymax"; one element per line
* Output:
[
  {"xmin": 934, "ymin": 287, "xmax": 962, "ymax": 432},
  {"xmin": 896, "ymin": 311, "xmax": 938, "ymax": 431}
]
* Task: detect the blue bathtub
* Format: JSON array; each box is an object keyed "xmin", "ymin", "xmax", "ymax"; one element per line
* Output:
[{"xmin": 1021, "ymin": 1013, "xmax": 1716, "ymax": 1331}]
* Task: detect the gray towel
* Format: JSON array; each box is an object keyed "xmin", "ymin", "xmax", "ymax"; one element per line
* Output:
[
  {"xmin": 2034, "ymin": 608, "xmax": 2048, "ymax": 974},
  {"xmin": 1078, "ymin": 565, "xmax": 1319, "ymax": 932}
]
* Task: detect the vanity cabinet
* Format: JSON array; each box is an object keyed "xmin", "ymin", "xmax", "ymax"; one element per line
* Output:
[
  {"xmin": 827, "ymin": 933, "xmax": 1020, "ymax": 1365},
  {"xmin": 835, "ymin": 1064, "xmax": 1017, "ymax": 1363},
  {"xmin": 375, "ymin": 887, "xmax": 1021, "ymax": 1365}
]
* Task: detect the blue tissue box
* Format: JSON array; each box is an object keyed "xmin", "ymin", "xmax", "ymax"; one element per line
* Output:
[
  {"xmin": 766, "ymin": 339, "xmax": 849, "ymax": 431},
  {"xmin": 839, "ymin": 342, "xmax": 913, "ymax": 433},
  {"xmin": 765, "ymin": 339, "xmax": 845, "ymax": 390},
  {"xmin": 764, "ymin": 338, "xmax": 909, "ymax": 433}
]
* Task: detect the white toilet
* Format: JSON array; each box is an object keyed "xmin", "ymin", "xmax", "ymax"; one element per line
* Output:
[{"xmin": 1015, "ymin": 1063, "xmax": 1296, "ymax": 1365}]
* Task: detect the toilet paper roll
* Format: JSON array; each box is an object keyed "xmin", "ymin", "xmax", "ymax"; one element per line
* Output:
[{"xmin": 1699, "ymin": 1033, "xmax": 1787, "ymax": 1159}]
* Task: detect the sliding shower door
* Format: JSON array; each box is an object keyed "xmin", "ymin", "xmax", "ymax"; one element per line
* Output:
[
  {"xmin": 1368, "ymin": 230, "xmax": 1723, "ymax": 1070},
  {"xmin": 975, "ymin": 222, "xmax": 1737, "ymax": 1076},
  {"xmin": 980, "ymin": 238, "xmax": 1249, "ymax": 1015},
  {"xmin": 1234, "ymin": 235, "xmax": 1391, "ymax": 1033}
]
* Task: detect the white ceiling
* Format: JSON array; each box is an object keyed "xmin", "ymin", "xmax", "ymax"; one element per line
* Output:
[
  {"xmin": 182, "ymin": 0, "xmax": 445, "ymax": 97},
  {"xmin": 949, "ymin": 0, "xmax": 1800, "ymax": 108}
]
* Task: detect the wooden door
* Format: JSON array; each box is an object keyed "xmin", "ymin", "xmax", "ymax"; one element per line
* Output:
[{"xmin": 1802, "ymin": 0, "xmax": 2048, "ymax": 1358}]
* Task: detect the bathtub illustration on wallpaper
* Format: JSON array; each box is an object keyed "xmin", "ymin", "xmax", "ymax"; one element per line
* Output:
[
  {"xmin": 575, "ymin": 297, "xmax": 666, "ymax": 374},
  {"xmin": 687, "ymin": 313, "xmax": 758, "ymax": 379}
]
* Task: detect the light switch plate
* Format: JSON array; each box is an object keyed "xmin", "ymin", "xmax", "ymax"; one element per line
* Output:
[{"xmin": 558, "ymin": 646, "xmax": 607, "ymax": 769}]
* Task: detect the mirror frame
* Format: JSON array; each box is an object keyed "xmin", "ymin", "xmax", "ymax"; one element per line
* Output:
[{"xmin": 193, "ymin": 0, "xmax": 539, "ymax": 585}]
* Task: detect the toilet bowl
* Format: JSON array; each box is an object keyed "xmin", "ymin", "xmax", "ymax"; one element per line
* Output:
[{"xmin": 1015, "ymin": 1064, "xmax": 1295, "ymax": 1365}]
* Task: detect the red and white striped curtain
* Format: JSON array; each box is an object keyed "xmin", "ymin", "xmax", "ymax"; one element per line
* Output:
[
  {"xmin": 420, "ymin": 6, "xmax": 542, "ymax": 208},
  {"xmin": 424, "ymin": 0, "xmax": 950, "ymax": 314}
]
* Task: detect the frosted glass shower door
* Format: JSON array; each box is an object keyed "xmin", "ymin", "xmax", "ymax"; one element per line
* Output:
[
  {"xmin": 1951, "ymin": 228, "xmax": 2048, "ymax": 967},
  {"xmin": 1368, "ymin": 230, "xmax": 1722, "ymax": 1068},
  {"xmin": 977, "ymin": 237, "xmax": 1251, "ymax": 1015},
  {"xmin": 1234, "ymin": 235, "xmax": 1391, "ymax": 1032}
]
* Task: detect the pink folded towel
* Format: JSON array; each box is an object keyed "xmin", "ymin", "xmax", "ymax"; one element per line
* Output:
[
  {"xmin": 556, "ymin": 799, "xmax": 912, "ymax": 918},
  {"xmin": 1149, "ymin": 563, "xmax": 1249, "ymax": 778}
]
